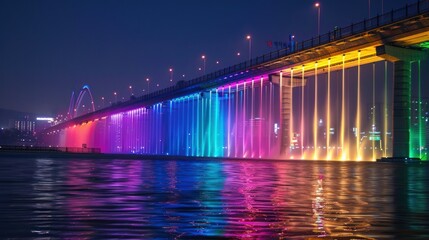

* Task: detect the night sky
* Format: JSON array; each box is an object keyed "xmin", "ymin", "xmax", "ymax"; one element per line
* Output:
[{"xmin": 0, "ymin": 0, "xmax": 416, "ymax": 115}]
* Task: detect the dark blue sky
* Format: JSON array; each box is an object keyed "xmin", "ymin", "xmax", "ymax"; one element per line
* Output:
[{"xmin": 0, "ymin": 0, "xmax": 413, "ymax": 114}]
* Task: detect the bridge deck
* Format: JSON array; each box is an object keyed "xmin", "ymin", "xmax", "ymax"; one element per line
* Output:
[{"xmin": 47, "ymin": 0, "xmax": 429, "ymax": 132}]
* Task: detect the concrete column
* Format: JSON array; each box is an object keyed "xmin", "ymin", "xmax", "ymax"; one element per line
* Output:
[
  {"xmin": 393, "ymin": 61, "xmax": 411, "ymax": 157},
  {"xmin": 376, "ymin": 45, "xmax": 427, "ymax": 158},
  {"xmin": 270, "ymin": 74, "xmax": 306, "ymax": 155},
  {"xmin": 281, "ymin": 86, "xmax": 291, "ymax": 154}
]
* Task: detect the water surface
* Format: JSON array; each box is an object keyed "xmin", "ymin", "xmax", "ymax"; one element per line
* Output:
[{"xmin": 0, "ymin": 157, "xmax": 428, "ymax": 239}]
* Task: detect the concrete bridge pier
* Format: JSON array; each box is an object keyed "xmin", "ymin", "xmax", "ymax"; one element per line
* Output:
[
  {"xmin": 376, "ymin": 45, "xmax": 428, "ymax": 157},
  {"xmin": 270, "ymin": 74, "xmax": 306, "ymax": 155}
]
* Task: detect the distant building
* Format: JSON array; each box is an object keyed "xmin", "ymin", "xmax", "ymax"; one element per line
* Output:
[
  {"xmin": 14, "ymin": 115, "xmax": 35, "ymax": 134},
  {"xmin": 35, "ymin": 117, "xmax": 54, "ymax": 134},
  {"xmin": 0, "ymin": 109, "xmax": 54, "ymax": 146}
]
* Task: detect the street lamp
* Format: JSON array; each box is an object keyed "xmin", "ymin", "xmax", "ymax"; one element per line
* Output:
[
  {"xmin": 201, "ymin": 55, "xmax": 206, "ymax": 74},
  {"xmin": 101, "ymin": 96, "xmax": 105, "ymax": 107},
  {"xmin": 146, "ymin": 78, "xmax": 150, "ymax": 93},
  {"xmin": 129, "ymin": 85, "xmax": 133, "ymax": 96},
  {"xmin": 315, "ymin": 2, "xmax": 320, "ymax": 36},
  {"xmin": 113, "ymin": 92, "xmax": 117, "ymax": 102},
  {"xmin": 169, "ymin": 68, "xmax": 173, "ymax": 82},
  {"xmin": 246, "ymin": 35, "xmax": 252, "ymax": 61},
  {"xmin": 237, "ymin": 52, "xmax": 241, "ymax": 56},
  {"xmin": 368, "ymin": 0, "xmax": 371, "ymax": 18}
]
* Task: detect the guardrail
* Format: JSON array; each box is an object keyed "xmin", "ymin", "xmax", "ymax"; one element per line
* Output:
[{"xmin": 136, "ymin": 0, "xmax": 429, "ymax": 101}]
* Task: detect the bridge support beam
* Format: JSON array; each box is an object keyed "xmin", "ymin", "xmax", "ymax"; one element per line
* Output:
[{"xmin": 376, "ymin": 45, "xmax": 428, "ymax": 158}]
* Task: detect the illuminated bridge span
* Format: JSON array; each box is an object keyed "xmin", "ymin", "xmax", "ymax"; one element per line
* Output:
[{"xmin": 42, "ymin": 0, "xmax": 429, "ymax": 161}]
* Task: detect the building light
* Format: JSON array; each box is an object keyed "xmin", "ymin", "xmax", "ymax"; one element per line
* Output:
[{"xmin": 36, "ymin": 117, "xmax": 54, "ymax": 121}]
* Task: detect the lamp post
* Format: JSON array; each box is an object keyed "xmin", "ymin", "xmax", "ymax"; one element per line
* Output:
[
  {"xmin": 201, "ymin": 55, "xmax": 206, "ymax": 74},
  {"xmin": 315, "ymin": 3, "xmax": 320, "ymax": 36},
  {"xmin": 101, "ymin": 96, "xmax": 105, "ymax": 107},
  {"xmin": 246, "ymin": 35, "xmax": 252, "ymax": 61},
  {"xmin": 146, "ymin": 78, "xmax": 150, "ymax": 93},
  {"xmin": 114, "ymin": 92, "xmax": 117, "ymax": 102},
  {"xmin": 129, "ymin": 85, "xmax": 133, "ymax": 96},
  {"xmin": 169, "ymin": 68, "xmax": 173, "ymax": 82},
  {"xmin": 368, "ymin": 0, "xmax": 371, "ymax": 18}
]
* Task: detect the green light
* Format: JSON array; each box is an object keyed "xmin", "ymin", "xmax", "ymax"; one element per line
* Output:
[
  {"xmin": 418, "ymin": 41, "xmax": 429, "ymax": 49},
  {"xmin": 409, "ymin": 61, "xmax": 427, "ymax": 160},
  {"xmin": 369, "ymin": 136, "xmax": 380, "ymax": 141}
]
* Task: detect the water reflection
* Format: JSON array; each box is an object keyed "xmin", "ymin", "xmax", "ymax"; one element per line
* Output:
[
  {"xmin": 31, "ymin": 159, "xmax": 58, "ymax": 237},
  {"xmin": 0, "ymin": 158, "xmax": 428, "ymax": 239}
]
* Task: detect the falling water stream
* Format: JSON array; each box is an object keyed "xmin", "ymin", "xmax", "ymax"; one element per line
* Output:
[{"xmin": 44, "ymin": 52, "xmax": 426, "ymax": 161}]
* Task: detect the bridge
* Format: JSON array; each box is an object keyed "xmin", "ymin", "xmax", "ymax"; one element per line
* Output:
[{"xmin": 41, "ymin": 0, "xmax": 429, "ymax": 161}]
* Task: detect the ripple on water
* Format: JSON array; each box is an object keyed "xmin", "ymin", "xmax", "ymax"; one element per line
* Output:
[{"xmin": 0, "ymin": 158, "xmax": 428, "ymax": 239}]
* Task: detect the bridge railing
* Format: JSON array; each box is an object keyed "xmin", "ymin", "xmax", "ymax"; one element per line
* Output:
[
  {"xmin": 143, "ymin": 0, "xmax": 429, "ymax": 98},
  {"xmin": 68, "ymin": 0, "xmax": 429, "ymax": 123}
]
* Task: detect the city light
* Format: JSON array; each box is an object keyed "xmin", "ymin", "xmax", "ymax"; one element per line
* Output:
[{"xmin": 36, "ymin": 117, "xmax": 54, "ymax": 121}]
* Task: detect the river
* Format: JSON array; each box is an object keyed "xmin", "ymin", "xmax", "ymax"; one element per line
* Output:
[{"xmin": 0, "ymin": 157, "xmax": 428, "ymax": 239}]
